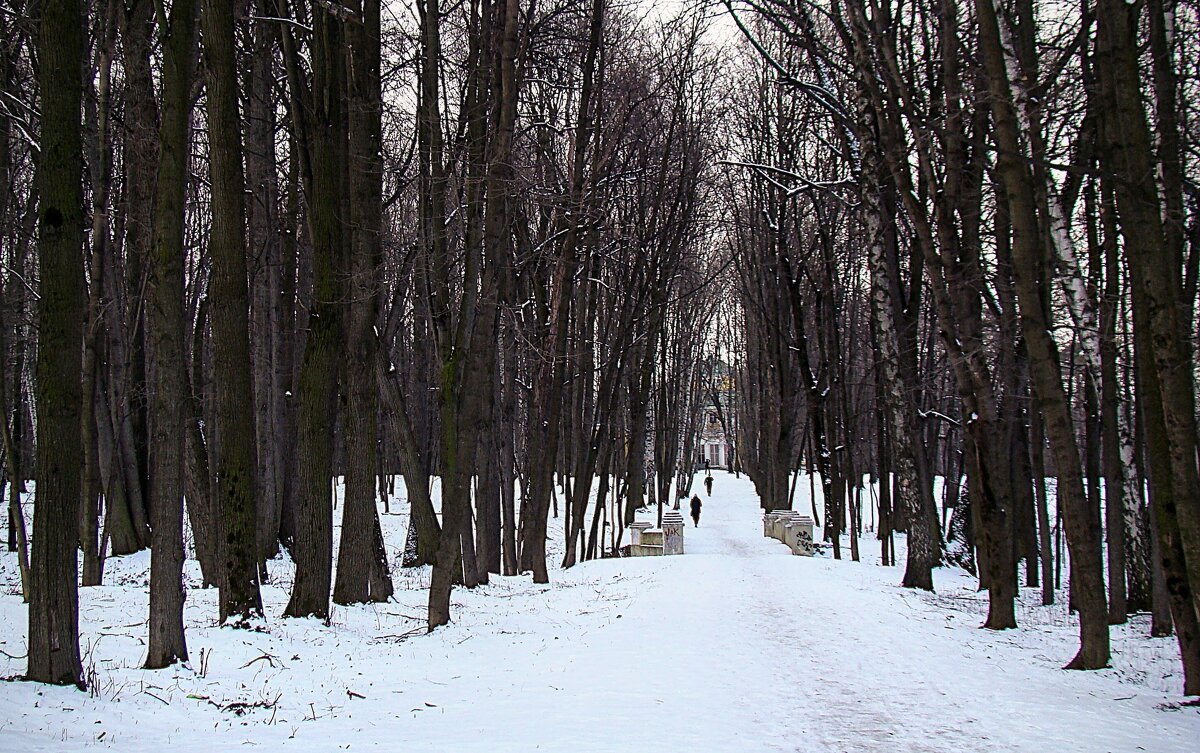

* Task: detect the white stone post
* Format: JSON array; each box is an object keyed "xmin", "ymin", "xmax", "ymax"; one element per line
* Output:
[{"xmin": 662, "ymin": 511, "xmax": 685, "ymax": 555}]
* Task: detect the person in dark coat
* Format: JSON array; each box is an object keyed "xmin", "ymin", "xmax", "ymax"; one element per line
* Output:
[
  {"xmin": 690, "ymin": 494, "xmax": 702, "ymax": 527},
  {"xmin": 704, "ymin": 474, "xmax": 714, "ymax": 496}
]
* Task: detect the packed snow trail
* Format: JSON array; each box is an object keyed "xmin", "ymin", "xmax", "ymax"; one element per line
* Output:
[
  {"xmin": 1, "ymin": 472, "xmax": 1197, "ymax": 752},
  {"xmin": 565, "ymin": 481, "xmax": 1193, "ymax": 753}
]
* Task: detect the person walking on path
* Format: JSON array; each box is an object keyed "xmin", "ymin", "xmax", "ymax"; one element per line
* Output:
[
  {"xmin": 690, "ymin": 494, "xmax": 702, "ymax": 527},
  {"xmin": 704, "ymin": 474, "xmax": 714, "ymax": 496}
]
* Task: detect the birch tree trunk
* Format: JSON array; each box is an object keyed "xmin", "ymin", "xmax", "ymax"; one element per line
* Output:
[{"xmin": 843, "ymin": 0, "xmax": 937, "ymax": 589}]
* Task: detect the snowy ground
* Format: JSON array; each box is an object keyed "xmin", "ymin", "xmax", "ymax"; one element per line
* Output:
[{"xmin": 1, "ymin": 472, "xmax": 1197, "ymax": 752}]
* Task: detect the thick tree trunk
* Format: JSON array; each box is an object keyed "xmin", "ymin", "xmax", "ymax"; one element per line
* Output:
[
  {"xmin": 145, "ymin": 0, "xmax": 198, "ymax": 669},
  {"xmin": 27, "ymin": 0, "xmax": 86, "ymax": 687},
  {"xmin": 1094, "ymin": 0, "xmax": 1200, "ymax": 694},
  {"xmin": 1135, "ymin": 319, "xmax": 1200, "ymax": 679},
  {"xmin": 283, "ymin": 4, "xmax": 347, "ymax": 620},
  {"xmin": 477, "ymin": 440, "xmax": 501, "ymax": 576},
  {"xmin": 1147, "ymin": 504, "xmax": 1175, "ymax": 637},
  {"xmin": 977, "ymin": 0, "xmax": 1108, "ymax": 668},
  {"xmin": 334, "ymin": 0, "xmax": 392, "ymax": 606},
  {"xmin": 202, "ymin": 0, "xmax": 264, "ymax": 625}
]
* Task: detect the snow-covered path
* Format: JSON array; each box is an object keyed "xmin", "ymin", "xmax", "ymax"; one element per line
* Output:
[
  {"xmin": 1, "ymin": 472, "xmax": 1197, "ymax": 752},
  {"xmin": 544, "ymin": 484, "xmax": 1199, "ymax": 753}
]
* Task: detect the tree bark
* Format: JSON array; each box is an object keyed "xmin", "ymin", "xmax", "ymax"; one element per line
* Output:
[
  {"xmin": 1093, "ymin": 0, "xmax": 1200, "ymax": 694},
  {"xmin": 80, "ymin": 4, "xmax": 118, "ymax": 583},
  {"xmin": 845, "ymin": 16, "xmax": 936, "ymax": 588},
  {"xmin": 27, "ymin": 0, "xmax": 86, "ymax": 687},
  {"xmin": 283, "ymin": 2, "xmax": 347, "ymax": 620},
  {"xmin": 1092, "ymin": 181, "xmax": 1127, "ymax": 623},
  {"xmin": 202, "ymin": 0, "xmax": 264, "ymax": 625},
  {"xmin": 245, "ymin": 0, "xmax": 283, "ymax": 571},
  {"xmin": 976, "ymin": 0, "xmax": 1108, "ymax": 668},
  {"xmin": 145, "ymin": 0, "xmax": 199, "ymax": 669},
  {"xmin": 334, "ymin": 0, "xmax": 393, "ymax": 606},
  {"xmin": 378, "ymin": 352, "xmax": 440, "ymax": 567}
]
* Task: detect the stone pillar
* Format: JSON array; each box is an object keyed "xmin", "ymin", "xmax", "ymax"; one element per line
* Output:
[
  {"xmin": 662, "ymin": 511, "xmax": 685, "ymax": 555},
  {"xmin": 629, "ymin": 521, "xmax": 652, "ymax": 545},
  {"xmin": 786, "ymin": 516, "xmax": 815, "ymax": 556},
  {"xmin": 778, "ymin": 513, "xmax": 799, "ymax": 546},
  {"xmin": 770, "ymin": 511, "xmax": 798, "ymax": 540},
  {"xmin": 763, "ymin": 512, "xmax": 779, "ymax": 538}
]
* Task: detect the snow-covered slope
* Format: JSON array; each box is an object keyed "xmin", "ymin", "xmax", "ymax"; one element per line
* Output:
[{"xmin": 1, "ymin": 473, "xmax": 1195, "ymax": 751}]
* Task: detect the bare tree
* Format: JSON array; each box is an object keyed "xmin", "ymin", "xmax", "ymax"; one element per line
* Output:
[
  {"xmin": 975, "ymin": 0, "xmax": 1108, "ymax": 668},
  {"xmin": 27, "ymin": 0, "xmax": 86, "ymax": 688},
  {"xmin": 144, "ymin": 0, "xmax": 199, "ymax": 669},
  {"xmin": 1093, "ymin": 0, "xmax": 1200, "ymax": 691},
  {"xmin": 334, "ymin": 0, "xmax": 394, "ymax": 606},
  {"xmin": 202, "ymin": 0, "xmax": 264, "ymax": 625}
]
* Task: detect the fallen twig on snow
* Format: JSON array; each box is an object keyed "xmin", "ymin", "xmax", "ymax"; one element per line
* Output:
[
  {"xmin": 371, "ymin": 627, "xmax": 425, "ymax": 643},
  {"xmin": 240, "ymin": 652, "xmax": 281, "ymax": 669}
]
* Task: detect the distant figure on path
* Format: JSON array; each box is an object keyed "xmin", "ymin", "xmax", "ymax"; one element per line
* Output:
[
  {"xmin": 704, "ymin": 474, "xmax": 714, "ymax": 496},
  {"xmin": 704, "ymin": 456, "xmax": 710, "ymax": 472},
  {"xmin": 690, "ymin": 494, "xmax": 702, "ymax": 527}
]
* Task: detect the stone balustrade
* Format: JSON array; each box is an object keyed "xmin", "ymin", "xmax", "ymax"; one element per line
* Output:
[
  {"xmin": 763, "ymin": 511, "xmax": 815, "ymax": 556},
  {"xmin": 629, "ymin": 521, "xmax": 653, "ymax": 544},
  {"xmin": 623, "ymin": 515, "xmax": 686, "ymax": 557}
]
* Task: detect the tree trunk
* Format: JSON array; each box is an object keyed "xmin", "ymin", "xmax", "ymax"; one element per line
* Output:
[
  {"xmin": 117, "ymin": 0, "xmax": 156, "ymax": 555},
  {"xmin": 499, "ymin": 316, "xmax": 518, "ymax": 575},
  {"xmin": 245, "ymin": 0, "xmax": 283, "ymax": 570},
  {"xmin": 855, "ymin": 112, "xmax": 935, "ymax": 589},
  {"xmin": 185, "ymin": 298, "xmax": 219, "ymax": 587},
  {"xmin": 80, "ymin": 4, "xmax": 117, "ymax": 584},
  {"xmin": 1094, "ymin": 0, "xmax": 1200, "ymax": 693},
  {"xmin": 976, "ymin": 0, "xmax": 1108, "ymax": 668},
  {"xmin": 202, "ymin": 0, "xmax": 264, "ymax": 625},
  {"xmin": 378, "ymin": 353, "xmax": 440, "ymax": 567},
  {"xmin": 0, "ymin": 289, "xmax": 30, "ymax": 600},
  {"xmin": 27, "ymin": 0, "xmax": 86, "ymax": 687},
  {"xmin": 283, "ymin": 3, "xmax": 347, "ymax": 620},
  {"xmin": 1092, "ymin": 182, "xmax": 1128, "ymax": 623},
  {"xmin": 145, "ymin": 0, "xmax": 198, "ymax": 669},
  {"xmin": 334, "ymin": 0, "xmax": 392, "ymax": 606},
  {"xmin": 623, "ymin": 350, "xmax": 652, "ymax": 525}
]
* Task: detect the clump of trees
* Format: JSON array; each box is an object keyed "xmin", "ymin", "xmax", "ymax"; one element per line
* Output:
[
  {"xmin": 3, "ymin": 0, "xmax": 722, "ymax": 686},
  {"xmin": 722, "ymin": 0, "xmax": 1200, "ymax": 690},
  {"xmin": 5, "ymin": 0, "xmax": 1200, "ymax": 699}
]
